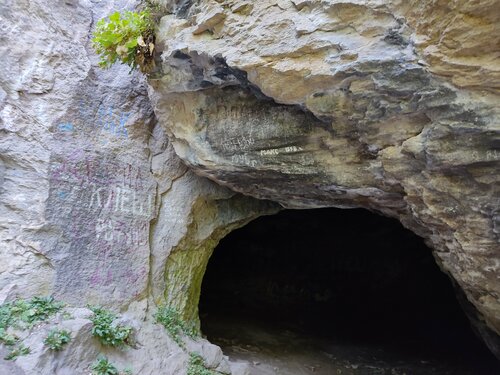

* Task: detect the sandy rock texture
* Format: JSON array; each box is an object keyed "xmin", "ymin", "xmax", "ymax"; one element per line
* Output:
[
  {"xmin": 0, "ymin": 0, "xmax": 276, "ymax": 373},
  {"xmin": 149, "ymin": 0, "xmax": 500, "ymax": 355},
  {"xmin": 1, "ymin": 0, "xmax": 499, "ymax": 371}
]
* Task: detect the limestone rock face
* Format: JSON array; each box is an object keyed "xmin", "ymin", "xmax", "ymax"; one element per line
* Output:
[
  {"xmin": 1, "ymin": 0, "xmax": 499, "ymax": 371},
  {"xmin": 0, "ymin": 0, "xmax": 277, "ymax": 373},
  {"xmin": 149, "ymin": 0, "xmax": 500, "ymax": 352},
  {"xmin": 401, "ymin": 0, "xmax": 500, "ymax": 90},
  {"xmin": 0, "ymin": 0, "xmax": 155, "ymax": 310}
]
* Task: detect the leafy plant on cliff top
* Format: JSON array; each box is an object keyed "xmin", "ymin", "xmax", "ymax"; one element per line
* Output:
[
  {"xmin": 92, "ymin": 10, "xmax": 155, "ymax": 73},
  {"xmin": 89, "ymin": 306, "xmax": 132, "ymax": 348}
]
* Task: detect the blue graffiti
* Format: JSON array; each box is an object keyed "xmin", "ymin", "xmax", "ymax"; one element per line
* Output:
[
  {"xmin": 79, "ymin": 100, "xmax": 129, "ymax": 138},
  {"xmin": 57, "ymin": 191, "xmax": 68, "ymax": 199},
  {"xmin": 118, "ymin": 112, "xmax": 130, "ymax": 138},
  {"xmin": 58, "ymin": 123, "xmax": 74, "ymax": 132}
]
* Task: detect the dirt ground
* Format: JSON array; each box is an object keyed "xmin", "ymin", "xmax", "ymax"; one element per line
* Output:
[{"xmin": 204, "ymin": 315, "xmax": 500, "ymax": 375}]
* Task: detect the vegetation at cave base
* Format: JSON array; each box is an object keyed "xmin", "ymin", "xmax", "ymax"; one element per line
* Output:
[
  {"xmin": 91, "ymin": 355, "xmax": 119, "ymax": 375},
  {"xmin": 0, "ymin": 296, "xmax": 64, "ymax": 330},
  {"xmin": 89, "ymin": 306, "xmax": 132, "ymax": 348},
  {"xmin": 0, "ymin": 327, "xmax": 17, "ymax": 346},
  {"xmin": 91, "ymin": 355, "xmax": 134, "ymax": 375},
  {"xmin": 187, "ymin": 353, "xmax": 223, "ymax": 375},
  {"xmin": 155, "ymin": 305, "xmax": 198, "ymax": 346},
  {"xmin": 4, "ymin": 343, "xmax": 30, "ymax": 361}
]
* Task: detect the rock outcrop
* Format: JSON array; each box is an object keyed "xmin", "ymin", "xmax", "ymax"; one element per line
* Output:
[
  {"xmin": 0, "ymin": 0, "xmax": 276, "ymax": 373},
  {"xmin": 148, "ymin": 0, "xmax": 500, "ymax": 356},
  {"xmin": 0, "ymin": 0, "xmax": 499, "ymax": 372}
]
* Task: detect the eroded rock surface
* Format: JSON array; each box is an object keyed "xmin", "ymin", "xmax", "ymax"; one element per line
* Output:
[
  {"xmin": 1, "ymin": 0, "xmax": 499, "ymax": 372},
  {"xmin": 0, "ymin": 0, "xmax": 157, "ymax": 310},
  {"xmin": 0, "ymin": 0, "xmax": 276, "ymax": 373},
  {"xmin": 149, "ymin": 0, "xmax": 500, "ymax": 355}
]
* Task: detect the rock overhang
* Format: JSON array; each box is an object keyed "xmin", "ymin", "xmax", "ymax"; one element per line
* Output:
[{"xmin": 148, "ymin": 0, "xmax": 500, "ymax": 356}]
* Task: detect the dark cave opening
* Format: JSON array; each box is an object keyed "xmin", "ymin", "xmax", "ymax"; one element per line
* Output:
[{"xmin": 199, "ymin": 208, "xmax": 499, "ymax": 375}]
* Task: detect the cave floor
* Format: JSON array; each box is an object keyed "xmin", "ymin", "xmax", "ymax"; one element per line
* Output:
[
  {"xmin": 203, "ymin": 313, "xmax": 499, "ymax": 375},
  {"xmin": 200, "ymin": 208, "xmax": 500, "ymax": 374}
]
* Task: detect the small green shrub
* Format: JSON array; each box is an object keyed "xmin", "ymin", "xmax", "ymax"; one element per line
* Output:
[
  {"xmin": 0, "ymin": 304, "xmax": 11, "ymax": 330},
  {"xmin": 25, "ymin": 296, "xmax": 64, "ymax": 322},
  {"xmin": 187, "ymin": 353, "xmax": 220, "ymax": 375},
  {"xmin": 0, "ymin": 328, "xmax": 18, "ymax": 346},
  {"xmin": 89, "ymin": 307, "xmax": 132, "ymax": 348},
  {"xmin": 44, "ymin": 329, "xmax": 71, "ymax": 350},
  {"xmin": 0, "ymin": 296, "xmax": 64, "ymax": 360},
  {"xmin": 0, "ymin": 296, "xmax": 64, "ymax": 331},
  {"xmin": 91, "ymin": 355, "xmax": 119, "ymax": 375},
  {"xmin": 155, "ymin": 306, "xmax": 197, "ymax": 346},
  {"xmin": 92, "ymin": 10, "xmax": 155, "ymax": 72},
  {"xmin": 4, "ymin": 343, "xmax": 30, "ymax": 361}
]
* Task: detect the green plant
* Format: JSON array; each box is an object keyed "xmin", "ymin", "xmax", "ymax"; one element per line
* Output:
[
  {"xmin": 61, "ymin": 311, "xmax": 73, "ymax": 320},
  {"xmin": 187, "ymin": 353, "xmax": 220, "ymax": 375},
  {"xmin": 92, "ymin": 10, "xmax": 155, "ymax": 72},
  {"xmin": 0, "ymin": 297, "xmax": 64, "ymax": 359},
  {"xmin": 89, "ymin": 307, "xmax": 132, "ymax": 347},
  {"xmin": 0, "ymin": 296, "xmax": 64, "ymax": 331},
  {"xmin": 25, "ymin": 296, "xmax": 64, "ymax": 322},
  {"xmin": 44, "ymin": 329, "xmax": 71, "ymax": 350},
  {"xmin": 0, "ymin": 328, "xmax": 18, "ymax": 346},
  {"xmin": 4, "ymin": 343, "xmax": 30, "ymax": 361},
  {"xmin": 155, "ymin": 306, "xmax": 197, "ymax": 346},
  {"xmin": 0, "ymin": 303, "xmax": 11, "ymax": 330},
  {"xmin": 91, "ymin": 355, "xmax": 119, "ymax": 375}
]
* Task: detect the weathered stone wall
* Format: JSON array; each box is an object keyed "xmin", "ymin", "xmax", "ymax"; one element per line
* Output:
[
  {"xmin": 0, "ymin": 0, "xmax": 499, "ymax": 372},
  {"xmin": 401, "ymin": 0, "xmax": 500, "ymax": 90},
  {"xmin": 0, "ymin": 0, "xmax": 276, "ymax": 373},
  {"xmin": 148, "ymin": 0, "xmax": 500, "ymax": 357},
  {"xmin": 0, "ymin": 0, "xmax": 155, "ymax": 309}
]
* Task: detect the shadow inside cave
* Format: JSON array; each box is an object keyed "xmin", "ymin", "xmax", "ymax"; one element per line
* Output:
[{"xmin": 199, "ymin": 208, "xmax": 499, "ymax": 375}]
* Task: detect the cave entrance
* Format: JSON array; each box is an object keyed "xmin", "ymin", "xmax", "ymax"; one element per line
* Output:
[{"xmin": 199, "ymin": 208, "xmax": 499, "ymax": 374}]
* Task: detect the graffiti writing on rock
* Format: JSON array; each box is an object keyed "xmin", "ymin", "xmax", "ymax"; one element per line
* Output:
[
  {"xmin": 46, "ymin": 151, "xmax": 155, "ymax": 303},
  {"xmin": 95, "ymin": 219, "xmax": 148, "ymax": 247},
  {"xmin": 55, "ymin": 100, "xmax": 130, "ymax": 138},
  {"xmin": 80, "ymin": 101, "xmax": 130, "ymax": 138},
  {"xmin": 89, "ymin": 185, "xmax": 153, "ymax": 218}
]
